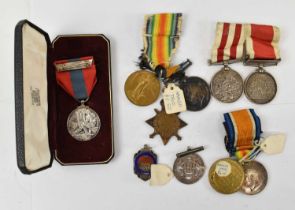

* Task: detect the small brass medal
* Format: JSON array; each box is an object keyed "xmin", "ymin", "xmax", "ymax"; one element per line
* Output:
[
  {"xmin": 209, "ymin": 158, "xmax": 245, "ymax": 194},
  {"xmin": 146, "ymin": 100, "xmax": 187, "ymax": 145},
  {"xmin": 124, "ymin": 70, "xmax": 161, "ymax": 106}
]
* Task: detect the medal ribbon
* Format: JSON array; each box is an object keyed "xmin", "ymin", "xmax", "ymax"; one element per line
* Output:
[
  {"xmin": 54, "ymin": 56, "xmax": 97, "ymax": 101},
  {"xmin": 143, "ymin": 13, "xmax": 182, "ymax": 69},
  {"xmin": 223, "ymin": 109, "xmax": 262, "ymax": 160},
  {"xmin": 245, "ymin": 24, "xmax": 280, "ymax": 60},
  {"xmin": 211, "ymin": 22, "xmax": 245, "ymax": 63}
]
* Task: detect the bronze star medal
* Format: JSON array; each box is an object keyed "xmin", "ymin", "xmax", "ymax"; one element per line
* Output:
[{"xmin": 146, "ymin": 100, "xmax": 187, "ymax": 145}]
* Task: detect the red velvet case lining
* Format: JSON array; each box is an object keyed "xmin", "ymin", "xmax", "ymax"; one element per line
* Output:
[{"xmin": 49, "ymin": 35, "xmax": 113, "ymax": 164}]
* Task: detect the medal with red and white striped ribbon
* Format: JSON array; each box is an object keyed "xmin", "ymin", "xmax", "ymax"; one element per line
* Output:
[
  {"xmin": 244, "ymin": 24, "xmax": 280, "ymax": 104},
  {"xmin": 211, "ymin": 22, "xmax": 245, "ymax": 64},
  {"xmin": 210, "ymin": 23, "xmax": 244, "ymax": 103},
  {"xmin": 245, "ymin": 24, "xmax": 280, "ymax": 61}
]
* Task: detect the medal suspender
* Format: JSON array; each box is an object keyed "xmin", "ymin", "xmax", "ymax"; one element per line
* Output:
[{"xmin": 54, "ymin": 56, "xmax": 101, "ymax": 141}]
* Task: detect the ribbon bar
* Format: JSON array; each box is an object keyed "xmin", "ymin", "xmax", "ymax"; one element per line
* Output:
[
  {"xmin": 54, "ymin": 56, "xmax": 97, "ymax": 101},
  {"xmin": 55, "ymin": 58, "xmax": 93, "ymax": 72}
]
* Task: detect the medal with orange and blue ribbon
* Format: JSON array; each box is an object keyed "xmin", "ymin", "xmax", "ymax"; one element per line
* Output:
[
  {"xmin": 223, "ymin": 109, "xmax": 262, "ymax": 161},
  {"xmin": 54, "ymin": 56, "xmax": 101, "ymax": 141}
]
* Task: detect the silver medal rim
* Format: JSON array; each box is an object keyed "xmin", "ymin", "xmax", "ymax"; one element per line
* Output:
[
  {"xmin": 240, "ymin": 160, "xmax": 268, "ymax": 195},
  {"xmin": 67, "ymin": 105, "xmax": 101, "ymax": 141},
  {"xmin": 210, "ymin": 68, "xmax": 244, "ymax": 103},
  {"xmin": 173, "ymin": 153, "xmax": 205, "ymax": 184},
  {"xmin": 244, "ymin": 71, "xmax": 277, "ymax": 104}
]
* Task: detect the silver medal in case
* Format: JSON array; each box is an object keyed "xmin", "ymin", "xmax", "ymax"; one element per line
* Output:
[{"xmin": 67, "ymin": 104, "xmax": 101, "ymax": 141}]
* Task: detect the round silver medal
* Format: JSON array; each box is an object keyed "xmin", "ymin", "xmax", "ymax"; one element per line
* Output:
[
  {"xmin": 173, "ymin": 153, "xmax": 205, "ymax": 184},
  {"xmin": 244, "ymin": 71, "xmax": 277, "ymax": 104},
  {"xmin": 211, "ymin": 67, "xmax": 243, "ymax": 103},
  {"xmin": 241, "ymin": 161, "xmax": 268, "ymax": 195},
  {"xmin": 67, "ymin": 104, "xmax": 101, "ymax": 141}
]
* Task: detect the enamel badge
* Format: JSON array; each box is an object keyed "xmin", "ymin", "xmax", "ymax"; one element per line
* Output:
[{"xmin": 134, "ymin": 145, "xmax": 158, "ymax": 181}]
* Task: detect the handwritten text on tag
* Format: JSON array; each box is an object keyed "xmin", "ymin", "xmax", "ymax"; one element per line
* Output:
[{"xmin": 163, "ymin": 84, "xmax": 186, "ymax": 114}]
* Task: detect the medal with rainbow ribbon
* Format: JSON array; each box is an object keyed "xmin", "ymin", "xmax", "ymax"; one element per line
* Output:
[{"xmin": 125, "ymin": 13, "xmax": 191, "ymax": 107}]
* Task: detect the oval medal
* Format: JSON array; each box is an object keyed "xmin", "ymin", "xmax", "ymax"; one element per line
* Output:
[
  {"xmin": 211, "ymin": 67, "xmax": 243, "ymax": 103},
  {"xmin": 244, "ymin": 71, "xmax": 277, "ymax": 104},
  {"xmin": 134, "ymin": 145, "xmax": 158, "ymax": 181},
  {"xmin": 180, "ymin": 76, "xmax": 211, "ymax": 111},
  {"xmin": 241, "ymin": 161, "xmax": 268, "ymax": 195},
  {"xmin": 124, "ymin": 70, "xmax": 161, "ymax": 106}
]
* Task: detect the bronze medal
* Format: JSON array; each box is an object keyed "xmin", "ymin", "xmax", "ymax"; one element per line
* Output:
[
  {"xmin": 241, "ymin": 161, "xmax": 268, "ymax": 195},
  {"xmin": 180, "ymin": 76, "xmax": 211, "ymax": 111},
  {"xmin": 209, "ymin": 158, "xmax": 244, "ymax": 194},
  {"xmin": 146, "ymin": 100, "xmax": 187, "ymax": 145},
  {"xmin": 124, "ymin": 70, "xmax": 161, "ymax": 106}
]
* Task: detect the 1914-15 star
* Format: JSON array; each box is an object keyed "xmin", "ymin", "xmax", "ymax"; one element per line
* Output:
[{"xmin": 146, "ymin": 100, "xmax": 187, "ymax": 145}]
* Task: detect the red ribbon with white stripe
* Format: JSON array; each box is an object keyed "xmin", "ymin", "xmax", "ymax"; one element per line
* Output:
[{"xmin": 211, "ymin": 22, "xmax": 245, "ymax": 64}]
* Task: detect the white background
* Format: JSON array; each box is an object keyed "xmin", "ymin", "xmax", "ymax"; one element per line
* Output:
[{"xmin": 0, "ymin": 0, "xmax": 295, "ymax": 210}]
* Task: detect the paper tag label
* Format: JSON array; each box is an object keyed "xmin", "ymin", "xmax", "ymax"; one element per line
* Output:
[
  {"xmin": 215, "ymin": 161, "xmax": 231, "ymax": 177},
  {"xmin": 163, "ymin": 84, "xmax": 187, "ymax": 114},
  {"xmin": 260, "ymin": 134, "xmax": 286, "ymax": 155},
  {"xmin": 150, "ymin": 164, "xmax": 173, "ymax": 186}
]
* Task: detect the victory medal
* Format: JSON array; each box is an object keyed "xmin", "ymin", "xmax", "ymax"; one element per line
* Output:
[{"xmin": 125, "ymin": 13, "xmax": 182, "ymax": 106}]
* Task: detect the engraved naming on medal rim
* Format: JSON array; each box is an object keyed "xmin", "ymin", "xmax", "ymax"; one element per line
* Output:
[{"xmin": 67, "ymin": 105, "xmax": 101, "ymax": 141}]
